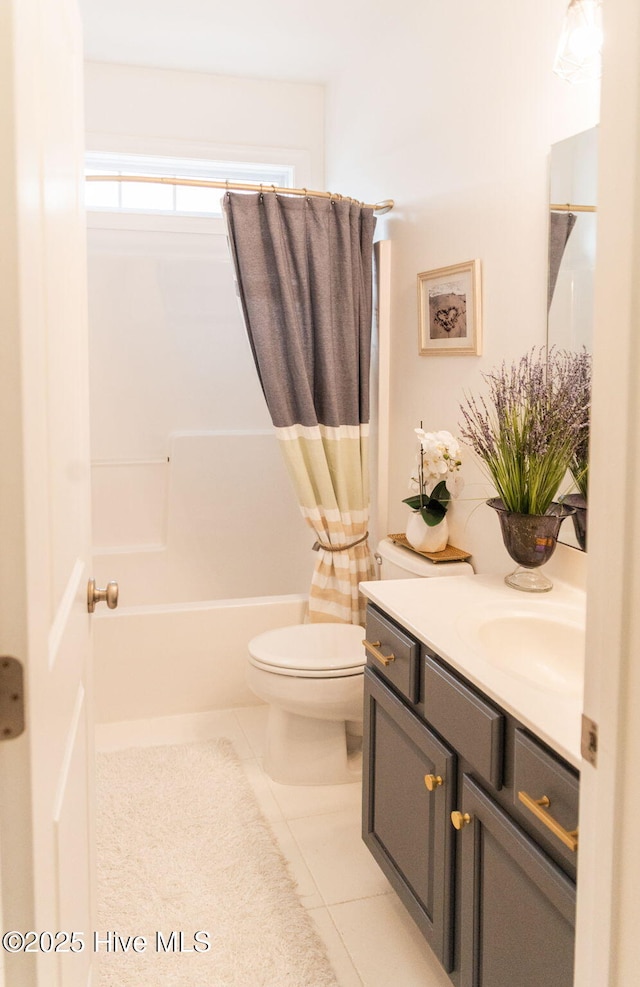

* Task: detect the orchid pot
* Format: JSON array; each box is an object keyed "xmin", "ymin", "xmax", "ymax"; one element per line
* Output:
[
  {"xmin": 402, "ymin": 427, "xmax": 463, "ymax": 555},
  {"xmin": 405, "ymin": 510, "xmax": 449, "ymax": 553}
]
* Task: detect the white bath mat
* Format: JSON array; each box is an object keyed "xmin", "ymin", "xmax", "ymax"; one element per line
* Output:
[{"xmin": 95, "ymin": 739, "xmax": 339, "ymax": 986}]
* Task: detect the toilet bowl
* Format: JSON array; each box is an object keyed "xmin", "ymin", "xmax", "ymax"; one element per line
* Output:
[
  {"xmin": 247, "ymin": 622, "xmax": 365, "ymax": 786},
  {"xmin": 248, "ymin": 538, "xmax": 475, "ymax": 786}
]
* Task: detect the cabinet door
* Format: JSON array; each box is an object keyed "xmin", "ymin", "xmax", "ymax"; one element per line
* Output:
[
  {"xmin": 458, "ymin": 775, "xmax": 576, "ymax": 987},
  {"xmin": 363, "ymin": 668, "xmax": 455, "ymax": 970}
]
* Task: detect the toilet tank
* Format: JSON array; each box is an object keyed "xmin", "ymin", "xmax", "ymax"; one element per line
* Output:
[{"xmin": 375, "ymin": 537, "xmax": 473, "ymax": 579}]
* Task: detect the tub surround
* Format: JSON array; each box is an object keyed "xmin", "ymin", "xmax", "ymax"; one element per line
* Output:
[{"xmin": 359, "ymin": 573, "xmax": 586, "ymax": 768}]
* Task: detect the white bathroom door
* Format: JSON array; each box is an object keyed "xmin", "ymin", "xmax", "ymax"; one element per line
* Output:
[{"xmin": 0, "ymin": 2, "xmax": 96, "ymax": 986}]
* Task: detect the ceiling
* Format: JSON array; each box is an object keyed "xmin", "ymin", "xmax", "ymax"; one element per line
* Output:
[{"xmin": 78, "ymin": 0, "xmax": 404, "ymax": 84}]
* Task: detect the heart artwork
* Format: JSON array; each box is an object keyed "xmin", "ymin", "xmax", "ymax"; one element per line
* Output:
[{"xmin": 434, "ymin": 306, "xmax": 462, "ymax": 334}]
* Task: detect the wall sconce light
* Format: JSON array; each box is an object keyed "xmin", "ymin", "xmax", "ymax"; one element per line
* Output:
[{"xmin": 554, "ymin": 0, "xmax": 603, "ymax": 83}]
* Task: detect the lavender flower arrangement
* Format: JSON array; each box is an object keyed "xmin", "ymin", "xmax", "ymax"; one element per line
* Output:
[
  {"xmin": 568, "ymin": 348, "xmax": 592, "ymax": 500},
  {"xmin": 459, "ymin": 349, "xmax": 588, "ymax": 516}
]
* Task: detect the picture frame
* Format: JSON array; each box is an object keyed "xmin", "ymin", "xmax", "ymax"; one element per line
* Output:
[{"xmin": 417, "ymin": 259, "xmax": 482, "ymax": 356}]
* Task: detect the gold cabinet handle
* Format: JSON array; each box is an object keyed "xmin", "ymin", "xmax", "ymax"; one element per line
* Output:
[
  {"xmin": 451, "ymin": 810, "xmax": 472, "ymax": 830},
  {"xmin": 424, "ymin": 774, "xmax": 444, "ymax": 792},
  {"xmin": 518, "ymin": 790, "xmax": 579, "ymax": 852},
  {"xmin": 362, "ymin": 638, "xmax": 395, "ymax": 667}
]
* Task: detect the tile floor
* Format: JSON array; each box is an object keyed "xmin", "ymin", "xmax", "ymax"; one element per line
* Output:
[{"xmin": 96, "ymin": 706, "xmax": 452, "ymax": 987}]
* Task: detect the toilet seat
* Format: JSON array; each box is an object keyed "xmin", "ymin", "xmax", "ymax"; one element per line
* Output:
[{"xmin": 248, "ymin": 623, "xmax": 366, "ymax": 678}]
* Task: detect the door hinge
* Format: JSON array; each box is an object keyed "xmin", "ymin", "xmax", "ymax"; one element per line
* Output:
[
  {"xmin": 581, "ymin": 714, "xmax": 598, "ymax": 767},
  {"xmin": 0, "ymin": 657, "xmax": 25, "ymax": 740}
]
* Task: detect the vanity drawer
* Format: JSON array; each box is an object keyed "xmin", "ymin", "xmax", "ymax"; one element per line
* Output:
[
  {"xmin": 423, "ymin": 656, "xmax": 504, "ymax": 789},
  {"xmin": 513, "ymin": 729, "xmax": 579, "ymax": 871},
  {"xmin": 364, "ymin": 606, "xmax": 420, "ymax": 704}
]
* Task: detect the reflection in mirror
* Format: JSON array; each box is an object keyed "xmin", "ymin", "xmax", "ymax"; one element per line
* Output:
[
  {"xmin": 547, "ymin": 126, "xmax": 597, "ymax": 550},
  {"xmin": 548, "ymin": 127, "xmax": 597, "ymax": 352}
]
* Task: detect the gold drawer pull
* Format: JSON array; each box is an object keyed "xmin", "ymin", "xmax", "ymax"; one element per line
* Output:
[
  {"xmin": 362, "ymin": 638, "xmax": 395, "ymax": 667},
  {"xmin": 451, "ymin": 810, "xmax": 472, "ymax": 830},
  {"xmin": 518, "ymin": 790, "xmax": 579, "ymax": 852},
  {"xmin": 424, "ymin": 774, "xmax": 444, "ymax": 792}
]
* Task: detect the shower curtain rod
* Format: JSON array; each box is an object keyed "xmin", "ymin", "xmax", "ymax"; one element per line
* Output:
[
  {"xmin": 550, "ymin": 203, "xmax": 597, "ymax": 213},
  {"xmin": 85, "ymin": 174, "xmax": 394, "ymax": 214}
]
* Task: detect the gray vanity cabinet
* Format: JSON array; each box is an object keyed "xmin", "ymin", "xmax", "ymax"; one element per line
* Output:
[
  {"xmin": 363, "ymin": 667, "xmax": 456, "ymax": 970},
  {"xmin": 458, "ymin": 775, "xmax": 576, "ymax": 987},
  {"xmin": 362, "ymin": 602, "xmax": 579, "ymax": 987}
]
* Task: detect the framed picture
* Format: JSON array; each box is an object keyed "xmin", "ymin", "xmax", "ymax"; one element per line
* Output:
[{"xmin": 417, "ymin": 259, "xmax": 482, "ymax": 356}]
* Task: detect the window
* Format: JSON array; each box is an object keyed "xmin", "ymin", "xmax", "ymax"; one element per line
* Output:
[{"xmin": 85, "ymin": 152, "xmax": 294, "ymax": 216}]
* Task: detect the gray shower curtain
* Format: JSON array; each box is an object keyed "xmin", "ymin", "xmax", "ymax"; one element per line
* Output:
[{"xmin": 223, "ymin": 191, "xmax": 376, "ymax": 624}]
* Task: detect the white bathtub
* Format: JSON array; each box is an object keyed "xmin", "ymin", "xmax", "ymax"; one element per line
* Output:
[{"xmin": 93, "ymin": 592, "xmax": 308, "ymax": 724}]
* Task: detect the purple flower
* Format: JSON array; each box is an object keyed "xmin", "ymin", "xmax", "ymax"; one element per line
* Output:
[{"xmin": 459, "ymin": 348, "xmax": 590, "ymax": 515}]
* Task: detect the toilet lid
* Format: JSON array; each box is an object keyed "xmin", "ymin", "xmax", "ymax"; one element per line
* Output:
[{"xmin": 248, "ymin": 623, "xmax": 366, "ymax": 677}]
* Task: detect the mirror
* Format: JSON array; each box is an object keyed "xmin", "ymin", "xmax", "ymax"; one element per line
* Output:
[{"xmin": 547, "ymin": 126, "xmax": 597, "ymax": 550}]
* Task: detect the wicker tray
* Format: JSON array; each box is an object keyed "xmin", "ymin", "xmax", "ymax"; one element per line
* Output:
[{"xmin": 388, "ymin": 532, "xmax": 472, "ymax": 564}]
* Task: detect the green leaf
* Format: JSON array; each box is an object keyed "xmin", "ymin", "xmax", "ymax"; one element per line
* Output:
[
  {"xmin": 420, "ymin": 500, "xmax": 447, "ymax": 526},
  {"xmin": 430, "ymin": 480, "xmax": 451, "ymax": 508},
  {"xmin": 404, "ymin": 481, "xmax": 450, "ymax": 526},
  {"xmin": 402, "ymin": 495, "xmax": 424, "ymax": 511}
]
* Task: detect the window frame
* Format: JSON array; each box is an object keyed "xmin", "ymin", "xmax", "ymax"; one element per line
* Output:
[{"xmin": 84, "ymin": 151, "xmax": 296, "ymax": 218}]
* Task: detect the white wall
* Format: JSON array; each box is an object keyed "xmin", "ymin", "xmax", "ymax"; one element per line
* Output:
[
  {"xmin": 325, "ymin": 0, "xmax": 599, "ymax": 573},
  {"xmin": 84, "ymin": 60, "xmax": 324, "ymax": 187}
]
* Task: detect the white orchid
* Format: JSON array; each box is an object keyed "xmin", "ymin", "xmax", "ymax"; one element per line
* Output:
[
  {"xmin": 405, "ymin": 426, "xmax": 464, "ymax": 526},
  {"xmin": 411, "ymin": 428, "xmax": 464, "ymax": 497}
]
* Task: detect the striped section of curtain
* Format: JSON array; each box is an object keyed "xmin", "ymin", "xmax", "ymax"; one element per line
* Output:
[{"xmin": 223, "ymin": 191, "xmax": 376, "ymax": 624}]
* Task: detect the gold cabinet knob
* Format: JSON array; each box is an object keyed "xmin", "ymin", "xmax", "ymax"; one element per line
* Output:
[
  {"xmin": 451, "ymin": 810, "xmax": 472, "ymax": 830},
  {"xmin": 424, "ymin": 774, "xmax": 444, "ymax": 792}
]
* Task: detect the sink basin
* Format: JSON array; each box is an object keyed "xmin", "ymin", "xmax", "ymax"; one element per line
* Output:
[{"xmin": 457, "ymin": 607, "xmax": 585, "ymax": 697}]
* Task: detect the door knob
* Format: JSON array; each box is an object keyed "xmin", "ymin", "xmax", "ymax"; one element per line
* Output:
[
  {"xmin": 451, "ymin": 810, "xmax": 472, "ymax": 830},
  {"xmin": 87, "ymin": 579, "xmax": 119, "ymax": 613}
]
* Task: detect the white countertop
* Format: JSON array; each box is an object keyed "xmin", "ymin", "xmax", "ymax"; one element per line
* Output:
[{"xmin": 359, "ymin": 573, "xmax": 586, "ymax": 769}]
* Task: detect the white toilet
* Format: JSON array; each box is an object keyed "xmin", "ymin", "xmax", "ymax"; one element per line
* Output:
[{"xmin": 247, "ymin": 538, "xmax": 474, "ymax": 785}]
